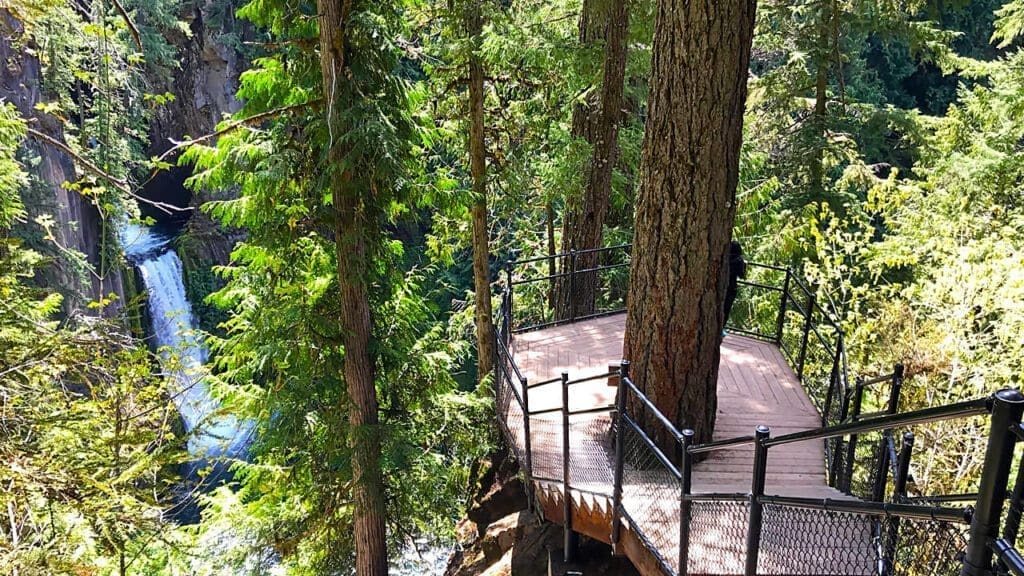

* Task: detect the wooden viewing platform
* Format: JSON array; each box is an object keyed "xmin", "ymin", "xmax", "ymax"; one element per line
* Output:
[{"xmin": 501, "ymin": 312, "xmax": 873, "ymax": 575}]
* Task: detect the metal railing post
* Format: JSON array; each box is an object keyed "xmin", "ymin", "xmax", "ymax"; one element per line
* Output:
[
  {"xmin": 889, "ymin": 363, "xmax": 904, "ymax": 415},
  {"xmin": 504, "ymin": 264, "xmax": 514, "ymax": 343},
  {"xmin": 679, "ymin": 429, "xmax": 695, "ymax": 576},
  {"xmin": 840, "ymin": 377, "xmax": 864, "ymax": 492},
  {"xmin": 998, "ymin": 445, "xmax": 1024, "ymax": 575},
  {"xmin": 871, "ymin": 364, "xmax": 906, "ymax": 502},
  {"xmin": 883, "ymin": 432, "xmax": 915, "ymax": 574},
  {"xmin": 796, "ymin": 293, "xmax": 816, "ymax": 381},
  {"xmin": 568, "ymin": 249, "xmax": 577, "ymax": 322},
  {"xmin": 745, "ymin": 425, "xmax": 771, "ymax": 576},
  {"xmin": 775, "ymin": 269, "xmax": 790, "ymax": 345},
  {"xmin": 561, "ymin": 372, "xmax": 578, "ymax": 563},
  {"xmin": 823, "ymin": 332, "xmax": 844, "ymax": 426},
  {"xmin": 520, "ymin": 375, "xmax": 533, "ymax": 510},
  {"xmin": 1003, "ymin": 444, "xmax": 1024, "ymax": 547},
  {"xmin": 963, "ymin": 389, "xmax": 1024, "ymax": 576},
  {"xmin": 871, "ymin": 434, "xmax": 891, "ymax": 503},
  {"xmin": 610, "ymin": 360, "xmax": 629, "ymax": 548}
]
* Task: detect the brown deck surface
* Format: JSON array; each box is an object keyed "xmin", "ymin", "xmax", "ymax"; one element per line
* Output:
[{"xmin": 502, "ymin": 313, "xmax": 873, "ymax": 575}]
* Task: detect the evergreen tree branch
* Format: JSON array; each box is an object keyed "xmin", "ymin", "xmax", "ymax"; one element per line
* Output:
[{"xmin": 154, "ymin": 99, "xmax": 324, "ymax": 164}]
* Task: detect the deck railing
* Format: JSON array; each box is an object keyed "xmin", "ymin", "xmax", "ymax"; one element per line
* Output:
[
  {"xmin": 500, "ymin": 246, "xmax": 854, "ymax": 485},
  {"xmin": 492, "ymin": 248, "xmax": 1024, "ymax": 576}
]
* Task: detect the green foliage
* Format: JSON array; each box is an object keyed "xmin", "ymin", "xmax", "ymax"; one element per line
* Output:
[
  {"xmin": 177, "ymin": 0, "xmax": 493, "ymax": 570},
  {"xmin": 993, "ymin": 0, "xmax": 1024, "ymax": 47},
  {"xmin": 0, "ymin": 100, "xmax": 187, "ymax": 576}
]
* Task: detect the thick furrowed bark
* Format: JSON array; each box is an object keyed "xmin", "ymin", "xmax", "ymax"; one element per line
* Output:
[
  {"xmin": 554, "ymin": 0, "xmax": 630, "ymax": 320},
  {"xmin": 622, "ymin": 0, "xmax": 757, "ymax": 457},
  {"xmin": 319, "ymin": 0, "xmax": 388, "ymax": 573},
  {"xmin": 468, "ymin": 0, "xmax": 495, "ymax": 381}
]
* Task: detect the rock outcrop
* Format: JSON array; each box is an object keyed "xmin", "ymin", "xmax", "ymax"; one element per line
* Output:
[
  {"xmin": 0, "ymin": 11, "xmax": 127, "ymax": 317},
  {"xmin": 446, "ymin": 450, "xmax": 640, "ymax": 576}
]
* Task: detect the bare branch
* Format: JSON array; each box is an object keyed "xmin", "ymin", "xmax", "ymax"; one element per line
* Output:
[
  {"xmin": 25, "ymin": 127, "xmax": 187, "ymax": 214},
  {"xmin": 109, "ymin": 0, "xmax": 143, "ymax": 52},
  {"xmin": 154, "ymin": 99, "xmax": 324, "ymax": 164}
]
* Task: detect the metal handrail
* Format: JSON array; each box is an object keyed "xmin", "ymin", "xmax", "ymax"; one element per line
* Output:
[
  {"xmin": 758, "ymin": 495, "xmax": 970, "ymax": 524},
  {"xmin": 993, "ymin": 538, "xmax": 1024, "ymax": 576},
  {"xmin": 496, "ymin": 337, "xmax": 524, "ymax": 383},
  {"xmin": 494, "ymin": 248, "xmax": 1024, "ymax": 575},
  {"xmin": 622, "ymin": 412, "xmax": 682, "ymax": 481},
  {"xmin": 622, "ymin": 375, "xmax": 686, "ymax": 442},
  {"xmin": 688, "ymin": 435, "xmax": 757, "ymax": 455},
  {"xmin": 763, "ymin": 397, "xmax": 991, "ymax": 447},
  {"xmin": 507, "ymin": 243, "xmax": 632, "ymax": 266}
]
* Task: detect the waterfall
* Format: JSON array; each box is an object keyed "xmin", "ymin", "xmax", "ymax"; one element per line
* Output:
[
  {"xmin": 122, "ymin": 224, "xmax": 447, "ymax": 572},
  {"xmin": 122, "ymin": 224, "xmax": 251, "ymax": 484}
]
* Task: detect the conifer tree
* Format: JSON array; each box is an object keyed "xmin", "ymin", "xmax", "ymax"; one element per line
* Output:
[{"xmin": 623, "ymin": 0, "xmax": 757, "ymax": 451}]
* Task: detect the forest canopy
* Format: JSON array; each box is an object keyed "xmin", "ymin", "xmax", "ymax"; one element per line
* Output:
[{"xmin": 1, "ymin": 0, "xmax": 1024, "ymax": 574}]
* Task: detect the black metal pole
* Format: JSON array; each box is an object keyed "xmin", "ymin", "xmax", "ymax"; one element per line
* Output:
[
  {"xmin": 963, "ymin": 389, "xmax": 1024, "ymax": 576},
  {"xmin": 796, "ymin": 293, "xmax": 816, "ymax": 381},
  {"xmin": 745, "ymin": 425, "xmax": 770, "ymax": 576},
  {"xmin": 775, "ymin": 269, "xmax": 790, "ymax": 346},
  {"xmin": 871, "ymin": 364, "xmax": 906, "ymax": 503},
  {"xmin": 883, "ymin": 432, "xmax": 914, "ymax": 574},
  {"xmin": 504, "ymin": 264, "xmax": 514, "ymax": 342},
  {"xmin": 561, "ymin": 372, "xmax": 577, "ymax": 563},
  {"xmin": 680, "ymin": 429, "xmax": 694, "ymax": 576},
  {"xmin": 822, "ymin": 332, "xmax": 844, "ymax": 428},
  {"xmin": 611, "ymin": 360, "xmax": 629, "ymax": 548},
  {"xmin": 520, "ymin": 375, "xmax": 533, "ymax": 511},
  {"xmin": 841, "ymin": 378, "xmax": 864, "ymax": 492},
  {"xmin": 568, "ymin": 249, "xmax": 577, "ymax": 322},
  {"xmin": 871, "ymin": 434, "xmax": 891, "ymax": 503},
  {"xmin": 1003, "ymin": 439, "xmax": 1024, "ymax": 546},
  {"xmin": 823, "ymin": 347, "xmax": 845, "ymax": 482},
  {"xmin": 888, "ymin": 363, "xmax": 904, "ymax": 416}
]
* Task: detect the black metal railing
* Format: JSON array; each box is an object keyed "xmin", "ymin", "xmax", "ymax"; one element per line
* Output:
[
  {"xmin": 606, "ymin": 362, "xmax": 1024, "ymax": 576},
  {"xmin": 500, "ymin": 246, "xmax": 853, "ymax": 481},
  {"xmin": 501, "ymin": 247, "xmax": 849, "ymax": 420},
  {"xmin": 493, "ymin": 248, "xmax": 1024, "ymax": 575}
]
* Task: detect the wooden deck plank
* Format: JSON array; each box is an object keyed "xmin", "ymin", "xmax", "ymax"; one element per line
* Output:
[{"xmin": 502, "ymin": 313, "xmax": 872, "ymax": 575}]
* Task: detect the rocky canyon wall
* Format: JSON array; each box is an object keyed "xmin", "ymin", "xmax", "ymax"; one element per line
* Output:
[{"xmin": 0, "ymin": 11, "xmax": 127, "ymax": 317}]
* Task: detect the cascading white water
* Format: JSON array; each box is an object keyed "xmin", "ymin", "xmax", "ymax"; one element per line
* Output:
[
  {"xmin": 122, "ymin": 224, "xmax": 448, "ymax": 572},
  {"xmin": 122, "ymin": 224, "xmax": 251, "ymax": 470}
]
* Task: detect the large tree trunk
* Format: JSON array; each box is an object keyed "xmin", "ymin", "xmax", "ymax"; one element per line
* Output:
[
  {"xmin": 468, "ymin": 0, "xmax": 495, "ymax": 382},
  {"xmin": 318, "ymin": 1, "xmax": 388, "ymax": 574},
  {"xmin": 622, "ymin": 0, "xmax": 757, "ymax": 455},
  {"xmin": 553, "ymin": 0, "xmax": 629, "ymax": 320}
]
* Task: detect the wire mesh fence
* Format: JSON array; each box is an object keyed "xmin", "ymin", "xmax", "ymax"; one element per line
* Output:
[
  {"xmin": 882, "ymin": 515, "xmax": 969, "ymax": 576},
  {"xmin": 493, "ymin": 255, "xmax": 1014, "ymax": 576},
  {"xmin": 504, "ymin": 245, "xmax": 632, "ymax": 332},
  {"xmin": 567, "ymin": 412, "xmax": 615, "ymax": 494},
  {"xmin": 687, "ymin": 499, "xmax": 750, "ymax": 575},
  {"xmin": 758, "ymin": 504, "xmax": 876, "ymax": 575},
  {"xmin": 619, "ymin": 418, "xmax": 682, "ymax": 574}
]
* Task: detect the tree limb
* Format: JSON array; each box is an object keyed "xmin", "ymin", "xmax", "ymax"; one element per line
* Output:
[
  {"xmin": 25, "ymin": 127, "xmax": 186, "ymax": 214},
  {"xmin": 109, "ymin": 0, "xmax": 143, "ymax": 52},
  {"xmin": 154, "ymin": 99, "xmax": 324, "ymax": 164}
]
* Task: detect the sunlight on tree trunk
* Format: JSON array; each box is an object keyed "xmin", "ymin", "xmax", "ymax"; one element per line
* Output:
[
  {"xmin": 554, "ymin": 0, "xmax": 629, "ymax": 320},
  {"xmin": 468, "ymin": 0, "xmax": 495, "ymax": 382},
  {"xmin": 318, "ymin": 0, "xmax": 389, "ymax": 573},
  {"xmin": 623, "ymin": 0, "xmax": 757, "ymax": 455}
]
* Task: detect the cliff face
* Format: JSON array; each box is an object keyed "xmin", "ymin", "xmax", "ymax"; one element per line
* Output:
[
  {"xmin": 0, "ymin": 12, "xmax": 127, "ymax": 317},
  {"xmin": 146, "ymin": 0, "xmax": 244, "ymax": 271},
  {"xmin": 148, "ymin": 0, "xmax": 244, "ymax": 158}
]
